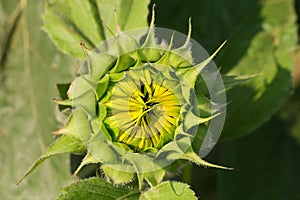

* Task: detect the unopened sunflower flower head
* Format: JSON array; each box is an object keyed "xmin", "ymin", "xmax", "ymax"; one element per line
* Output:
[{"xmin": 18, "ymin": 7, "xmax": 231, "ymax": 189}]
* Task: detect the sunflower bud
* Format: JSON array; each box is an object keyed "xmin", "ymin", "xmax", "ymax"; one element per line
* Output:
[{"xmin": 18, "ymin": 8, "xmax": 231, "ymax": 189}]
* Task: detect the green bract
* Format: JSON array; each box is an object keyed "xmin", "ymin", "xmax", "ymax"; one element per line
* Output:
[{"xmin": 18, "ymin": 10, "xmax": 230, "ymax": 190}]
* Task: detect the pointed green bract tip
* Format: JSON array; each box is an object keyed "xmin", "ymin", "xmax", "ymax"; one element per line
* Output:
[{"xmin": 21, "ymin": 7, "xmax": 230, "ymax": 190}]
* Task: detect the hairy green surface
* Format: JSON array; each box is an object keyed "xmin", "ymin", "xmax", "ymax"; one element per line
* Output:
[
  {"xmin": 140, "ymin": 181, "xmax": 197, "ymax": 200},
  {"xmin": 57, "ymin": 177, "xmax": 140, "ymax": 200}
]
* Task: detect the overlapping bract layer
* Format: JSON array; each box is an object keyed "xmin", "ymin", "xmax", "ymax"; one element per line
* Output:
[{"xmin": 18, "ymin": 15, "xmax": 230, "ymax": 189}]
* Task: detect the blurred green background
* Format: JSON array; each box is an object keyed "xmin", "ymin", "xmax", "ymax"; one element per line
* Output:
[
  {"xmin": 0, "ymin": 0, "xmax": 299, "ymax": 199},
  {"xmin": 152, "ymin": 0, "xmax": 300, "ymax": 199}
]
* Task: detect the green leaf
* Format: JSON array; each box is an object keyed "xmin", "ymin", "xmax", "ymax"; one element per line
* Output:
[
  {"xmin": 140, "ymin": 181, "xmax": 197, "ymax": 200},
  {"xmin": 57, "ymin": 177, "xmax": 140, "ymax": 200},
  {"xmin": 97, "ymin": 0, "xmax": 150, "ymax": 34},
  {"xmin": 213, "ymin": 0, "xmax": 297, "ymax": 139},
  {"xmin": 221, "ymin": 74, "xmax": 258, "ymax": 91},
  {"xmin": 17, "ymin": 135, "xmax": 85, "ymax": 185},
  {"xmin": 43, "ymin": 0, "xmax": 150, "ymax": 58},
  {"xmin": 0, "ymin": 0, "xmax": 75, "ymax": 199}
]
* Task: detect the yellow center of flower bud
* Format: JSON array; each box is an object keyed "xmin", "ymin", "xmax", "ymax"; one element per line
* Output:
[{"xmin": 109, "ymin": 67, "xmax": 181, "ymax": 151}]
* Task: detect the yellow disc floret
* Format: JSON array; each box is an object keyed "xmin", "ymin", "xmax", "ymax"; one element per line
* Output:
[{"xmin": 107, "ymin": 66, "xmax": 181, "ymax": 151}]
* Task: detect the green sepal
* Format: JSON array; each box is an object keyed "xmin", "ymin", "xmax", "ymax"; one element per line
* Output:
[
  {"xmin": 169, "ymin": 51, "xmax": 193, "ymax": 68},
  {"xmin": 87, "ymin": 53, "xmax": 116, "ymax": 82},
  {"xmin": 112, "ymin": 142, "xmax": 133, "ymax": 154},
  {"xmin": 99, "ymin": 123, "xmax": 113, "ymax": 142},
  {"xmin": 96, "ymin": 75, "xmax": 109, "ymax": 100},
  {"xmin": 106, "ymin": 32, "xmax": 139, "ymax": 56},
  {"xmin": 176, "ymin": 134, "xmax": 194, "ymax": 153},
  {"xmin": 139, "ymin": 8, "xmax": 161, "ymax": 62},
  {"xmin": 139, "ymin": 181, "xmax": 197, "ymax": 200},
  {"xmin": 97, "ymin": 103, "xmax": 107, "ymax": 122},
  {"xmin": 103, "ymin": 117, "xmax": 120, "ymax": 141},
  {"xmin": 106, "ymin": 33, "xmax": 139, "ymax": 73},
  {"xmin": 156, "ymin": 34, "xmax": 174, "ymax": 66},
  {"xmin": 54, "ymin": 90, "xmax": 96, "ymax": 117},
  {"xmin": 180, "ymin": 147, "xmax": 232, "ymax": 170},
  {"xmin": 111, "ymin": 32, "xmax": 140, "ymax": 55},
  {"xmin": 87, "ymin": 140, "xmax": 117, "ymax": 164},
  {"xmin": 178, "ymin": 41, "xmax": 227, "ymax": 87},
  {"xmin": 17, "ymin": 135, "xmax": 85, "ymax": 185},
  {"xmin": 108, "ymin": 72, "xmax": 125, "ymax": 82},
  {"xmin": 171, "ymin": 18, "xmax": 194, "ymax": 68},
  {"xmin": 156, "ymin": 141, "xmax": 183, "ymax": 160},
  {"xmin": 124, "ymin": 153, "xmax": 162, "ymax": 190},
  {"xmin": 90, "ymin": 120, "xmax": 112, "ymax": 143},
  {"xmin": 102, "ymin": 164, "xmax": 135, "ymax": 184},
  {"xmin": 67, "ymin": 75, "xmax": 96, "ymax": 99},
  {"xmin": 184, "ymin": 108, "xmax": 221, "ymax": 131},
  {"xmin": 180, "ymin": 84, "xmax": 192, "ymax": 105},
  {"xmin": 53, "ymin": 109, "xmax": 92, "ymax": 143},
  {"xmin": 110, "ymin": 53, "xmax": 136, "ymax": 73}
]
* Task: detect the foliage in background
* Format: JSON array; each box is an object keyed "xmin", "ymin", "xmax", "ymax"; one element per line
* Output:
[
  {"xmin": 153, "ymin": 0, "xmax": 298, "ymax": 140},
  {"xmin": 0, "ymin": 0, "xmax": 74, "ymax": 199},
  {"xmin": 0, "ymin": 0, "xmax": 299, "ymax": 199}
]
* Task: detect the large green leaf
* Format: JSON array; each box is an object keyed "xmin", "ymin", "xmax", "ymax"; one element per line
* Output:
[
  {"xmin": 219, "ymin": 0, "xmax": 297, "ymax": 139},
  {"xmin": 43, "ymin": 0, "xmax": 150, "ymax": 59},
  {"xmin": 140, "ymin": 181, "xmax": 197, "ymax": 200},
  {"xmin": 0, "ymin": 0, "xmax": 75, "ymax": 199},
  {"xmin": 152, "ymin": 0, "xmax": 298, "ymax": 139},
  {"xmin": 57, "ymin": 177, "xmax": 140, "ymax": 200}
]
